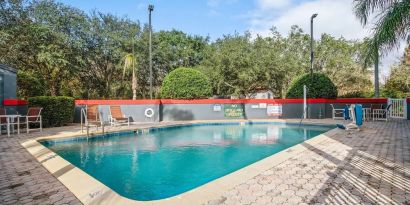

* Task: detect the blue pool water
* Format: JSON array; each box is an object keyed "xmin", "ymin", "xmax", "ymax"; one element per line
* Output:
[{"xmin": 41, "ymin": 123, "xmax": 333, "ymax": 201}]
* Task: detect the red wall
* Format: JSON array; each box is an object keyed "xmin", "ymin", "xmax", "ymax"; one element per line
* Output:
[
  {"xmin": 3, "ymin": 99, "xmax": 28, "ymax": 106},
  {"xmin": 75, "ymin": 98, "xmax": 388, "ymax": 105}
]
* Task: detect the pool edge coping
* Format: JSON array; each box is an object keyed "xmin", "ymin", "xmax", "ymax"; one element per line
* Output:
[{"xmin": 21, "ymin": 119, "xmax": 341, "ymax": 205}]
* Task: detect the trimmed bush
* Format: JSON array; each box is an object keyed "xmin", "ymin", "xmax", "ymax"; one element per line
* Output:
[
  {"xmin": 160, "ymin": 67, "xmax": 212, "ymax": 99},
  {"xmin": 28, "ymin": 96, "xmax": 75, "ymax": 127},
  {"xmin": 286, "ymin": 73, "xmax": 337, "ymax": 99}
]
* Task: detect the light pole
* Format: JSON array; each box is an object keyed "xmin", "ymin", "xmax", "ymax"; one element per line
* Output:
[
  {"xmin": 148, "ymin": 4, "xmax": 154, "ymax": 99},
  {"xmin": 310, "ymin": 13, "xmax": 318, "ymax": 77}
]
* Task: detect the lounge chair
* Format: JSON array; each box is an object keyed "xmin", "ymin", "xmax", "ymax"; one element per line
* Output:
[
  {"xmin": 330, "ymin": 104, "xmax": 344, "ymax": 120},
  {"xmin": 108, "ymin": 106, "xmax": 130, "ymax": 126},
  {"xmin": 21, "ymin": 107, "xmax": 42, "ymax": 133},
  {"xmin": 0, "ymin": 108, "xmax": 9, "ymax": 135},
  {"xmin": 81, "ymin": 105, "xmax": 104, "ymax": 133},
  {"xmin": 373, "ymin": 104, "xmax": 392, "ymax": 121}
]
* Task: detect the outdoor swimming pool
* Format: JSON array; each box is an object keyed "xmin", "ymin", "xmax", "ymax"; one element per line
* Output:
[{"xmin": 41, "ymin": 122, "xmax": 333, "ymax": 201}]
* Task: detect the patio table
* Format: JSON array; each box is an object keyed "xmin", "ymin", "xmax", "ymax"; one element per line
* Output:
[{"xmin": 0, "ymin": 115, "xmax": 21, "ymax": 136}]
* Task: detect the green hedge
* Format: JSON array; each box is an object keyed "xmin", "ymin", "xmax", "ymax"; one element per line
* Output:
[
  {"xmin": 160, "ymin": 67, "xmax": 212, "ymax": 99},
  {"xmin": 286, "ymin": 73, "xmax": 337, "ymax": 99},
  {"xmin": 28, "ymin": 96, "xmax": 75, "ymax": 127}
]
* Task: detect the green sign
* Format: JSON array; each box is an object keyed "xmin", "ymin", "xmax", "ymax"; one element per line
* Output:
[{"xmin": 224, "ymin": 104, "xmax": 244, "ymax": 118}]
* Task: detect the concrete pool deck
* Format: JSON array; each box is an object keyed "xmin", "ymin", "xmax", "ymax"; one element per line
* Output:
[{"xmin": 0, "ymin": 119, "xmax": 409, "ymax": 204}]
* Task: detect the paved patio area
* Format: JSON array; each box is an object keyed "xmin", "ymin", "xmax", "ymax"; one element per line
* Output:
[
  {"xmin": 1, "ymin": 120, "xmax": 409, "ymax": 205},
  {"xmin": 208, "ymin": 120, "xmax": 410, "ymax": 205},
  {"xmin": 0, "ymin": 126, "xmax": 83, "ymax": 205}
]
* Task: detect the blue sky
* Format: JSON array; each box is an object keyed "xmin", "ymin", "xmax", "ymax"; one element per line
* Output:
[
  {"xmin": 56, "ymin": 0, "xmax": 368, "ymax": 40},
  {"xmin": 56, "ymin": 0, "xmax": 403, "ymax": 76},
  {"xmin": 57, "ymin": 0, "xmax": 253, "ymax": 40}
]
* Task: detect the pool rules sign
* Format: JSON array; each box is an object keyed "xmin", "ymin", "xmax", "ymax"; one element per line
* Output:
[
  {"xmin": 224, "ymin": 104, "xmax": 244, "ymax": 117},
  {"xmin": 267, "ymin": 104, "xmax": 282, "ymax": 117}
]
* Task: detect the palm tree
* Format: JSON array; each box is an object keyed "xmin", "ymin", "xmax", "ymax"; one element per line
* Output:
[
  {"xmin": 353, "ymin": 0, "xmax": 410, "ymax": 97},
  {"xmin": 123, "ymin": 53, "xmax": 138, "ymax": 100}
]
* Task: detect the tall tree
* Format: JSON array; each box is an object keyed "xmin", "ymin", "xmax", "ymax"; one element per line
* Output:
[
  {"xmin": 315, "ymin": 34, "xmax": 372, "ymax": 95},
  {"xmin": 123, "ymin": 53, "xmax": 138, "ymax": 100},
  {"xmin": 81, "ymin": 12, "xmax": 140, "ymax": 98},
  {"xmin": 0, "ymin": 0, "xmax": 88, "ymax": 96},
  {"xmin": 385, "ymin": 46, "xmax": 410, "ymax": 96},
  {"xmin": 353, "ymin": 0, "xmax": 410, "ymax": 97}
]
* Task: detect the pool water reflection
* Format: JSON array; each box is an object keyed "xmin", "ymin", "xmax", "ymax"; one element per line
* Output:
[{"xmin": 42, "ymin": 123, "xmax": 332, "ymax": 201}]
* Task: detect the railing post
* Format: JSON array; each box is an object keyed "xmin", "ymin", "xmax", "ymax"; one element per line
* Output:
[
  {"xmin": 407, "ymin": 98, "xmax": 409, "ymax": 120},
  {"xmin": 303, "ymin": 85, "xmax": 307, "ymax": 119},
  {"xmin": 80, "ymin": 108, "xmax": 83, "ymax": 133}
]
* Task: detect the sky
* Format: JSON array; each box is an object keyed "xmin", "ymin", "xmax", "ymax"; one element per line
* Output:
[{"xmin": 57, "ymin": 0, "xmax": 405, "ymax": 79}]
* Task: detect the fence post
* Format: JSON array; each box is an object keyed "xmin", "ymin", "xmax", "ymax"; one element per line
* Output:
[
  {"xmin": 303, "ymin": 85, "xmax": 307, "ymax": 119},
  {"xmin": 407, "ymin": 98, "xmax": 409, "ymax": 120}
]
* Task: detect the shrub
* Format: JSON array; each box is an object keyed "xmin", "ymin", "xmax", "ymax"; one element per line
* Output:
[
  {"xmin": 160, "ymin": 67, "xmax": 212, "ymax": 99},
  {"xmin": 381, "ymin": 89, "xmax": 410, "ymax": 98},
  {"xmin": 286, "ymin": 73, "xmax": 337, "ymax": 99},
  {"xmin": 28, "ymin": 96, "xmax": 75, "ymax": 127},
  {"xmin": 338, "ymin": 91, "xmax": 374, "ymax": 98}
]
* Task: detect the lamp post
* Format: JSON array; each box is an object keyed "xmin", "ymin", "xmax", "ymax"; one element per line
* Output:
[
  {"xmin": 148, "ymin": 4, "xmax": 154, "ymax": 99},
  {"xmin": 310, "ymin": 13, "xmax": 318, "ymax": 77}
]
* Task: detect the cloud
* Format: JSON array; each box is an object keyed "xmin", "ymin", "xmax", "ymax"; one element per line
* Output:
[
  {"xmin": 249, "ymin": 0, "xmax": 369, "ymax": 39},
  {"xmin": 246, "ymin": 0, "xmax": 403, "ymax": 79},
  {"xmin": 257, "ymin": 0, "xmax": 292, "ymax": 10},
  {"xmin": 207, "ymin": 0, "xmax": 238, "ymax": 8}
]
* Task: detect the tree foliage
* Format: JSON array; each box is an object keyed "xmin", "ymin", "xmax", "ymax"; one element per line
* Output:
[
  {"xmin": 384, "ymin": 64, "xmax": 410, "ymax": 97},
  {"xmin": 17, "ymin": 70, "xmax": 45, "ymax": 98},
  {"xmin": 160, "ymin": 67, "xmax": 212, "ymax": 99},
  {"xmin": 199, "ymin": 27, "xmax": 371, "ymax": 98},
  {"xmin": 0, "ymin": 0, "xmax": 385, "ymax": 99},
  {"xmin": 0, "ymin": 0, "xmax": 208, "ymax": 99},
  {"xmin": 354, "ymin": 0, "xmax": 410, "ymax": 56},
  {"xmin": 286, "ymin": 73, "xmax": 338, "ymax": 99}
]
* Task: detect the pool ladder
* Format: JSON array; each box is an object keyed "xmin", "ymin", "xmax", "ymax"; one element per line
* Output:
[
  {"xmin": 299, "ymin": 102, "xmax": 307, "ymax": 128},
  {"xmin": 80, "ymin": 108, "xmax": 105, "ymax": 137}
]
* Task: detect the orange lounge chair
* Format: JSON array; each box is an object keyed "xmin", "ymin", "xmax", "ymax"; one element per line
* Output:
[
  {"xmin": 109, "ymin": 106, "xmax": 130, "ymax": 126},
  {"xmin": 81, "ymin": 105, "xmax": 104, "ymax": 133}
]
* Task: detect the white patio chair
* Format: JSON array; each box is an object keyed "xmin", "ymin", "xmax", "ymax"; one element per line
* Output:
[
  {"xmin": 330, "ymin": 104, "xmax": 344, "ymax": 120},
  {"xmin": 373, "ymin": 104, "xmax": 392, "ymax": 121},
  {"xmin": 0, "ymin": 108, "xmax": 10, "ymax": 136}
]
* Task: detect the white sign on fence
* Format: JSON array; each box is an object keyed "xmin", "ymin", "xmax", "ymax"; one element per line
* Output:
[
  {"xmin": 213, "ymin": 104, "xmax": 222, "ymax": 112},
  {"xmin": 251, "ymin": 104, "xmax": 259, "ymax": 109},
  {"xmin": 267, "ymin": 104, "xmax": 282, "ymax": 117},
  {"xmin": 259, "ymin": 103, "xmax": 267, "ymax": 109}
]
